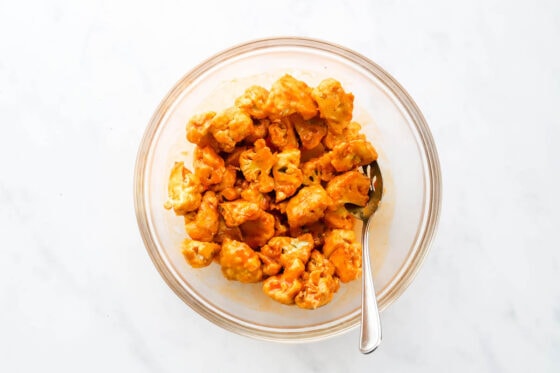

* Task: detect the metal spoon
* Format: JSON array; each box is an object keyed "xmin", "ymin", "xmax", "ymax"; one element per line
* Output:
[{"xmin": 345, "ymin": 161, "xmax": 383, "ymax": 354}]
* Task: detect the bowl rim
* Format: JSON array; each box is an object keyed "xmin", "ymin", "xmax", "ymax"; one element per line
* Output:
[{"xmin": 134, "ymin": 36, "xmax": 442, "ymax": 342}]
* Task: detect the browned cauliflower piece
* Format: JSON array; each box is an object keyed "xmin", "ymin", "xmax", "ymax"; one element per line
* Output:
[
  {"xmin": 311, "ymin": 78, "xmax": 354, "ymax": 135},
  {"xmin": 264, "ymin": 74, "xmax": 318, "ymax": 120},
  {"xmin": 183, "ymin": 191, "xmax": 219, "ymax": 242},
  {"xmin": 268, "ymin": 117, "xmax": 298, "ymax": 151},
  {"xmin": 272, "ymin": 148, "xmax": 303, "ymax": 202},
  {"xmin": 224, "ymin": 145, "xmax": 249, "ymax": 167},
  {"xmin": 240, "ymin": 185, "xmax": 272, "ymax": 211},
  {"xmin": 239, "ymin": 210, "xmax": 275, "ymax": 249},
  {"xmin": 263, "ymin": 275, "xmax": 303, "ymax": 305},
  {"xmin": 324, "ymin": 205, "xmax": 354, "ymax": 230},
  {"xmin": 235, "ymin": 85, "xmax": 269, "ymax": 119},
  {"xmin": 323, "ymin": 229, "xmax": 362, "ymax": 283},
  {"xmin": 323, "ymin": 121, "xmax": 364, "ymax": 150},
  {"xmin": 209, "ymin": 107, "xmax": 254, "ymax": 152},
  {"xmin": 286, "ymin": 185, "xmax": 332, "ymax": 228},
  {"xmin": 267, "ymin": 234, "xmax": 314, "ymax": 269},
  {"xmin": 301, "ymin": 153, "xmax": 336, "ymax": 185},
  {"xmin": 245, "ymin": 118, "xmax": 270, "ymax": 143},
  {"xmin": 289, "ymin": 222, "xmax": 328, "ymax": 247},
  {"xmin": 291, "ymin": 114, "xmax": 327, "ymax": 150},
  {"xmin": 219, "ymin": 200, "xmax": 261, "ymax": 227},
  {"xmin": 257, "ymin": 252, "xmax": 282, "ymax": 276},
  {"xmin": 193, "ymin": 146, "xmax": 226, "ymax": 187},
  {"xmin": 186, "ymin": 111, "xmax": 216, "ymax": 147},
  {"xmin": 210, "ymin": 166, "xmax": 239, "ymax": 201},
  {"xmin": 294, "ymin": 250, "xmax": 340, "ymax": 309},
  {"xmin": 239, "ymin": 139, "xmax": 276, "ymax": 193},
  {"xmin": 181, "ymin": 238, "xmax": 221, "ymax": 268},
  {"xmin": 219, "ymin": 238, "xmax": 263, "ymax": 283},
  {"xmin": 164, "ymin": 162, "xmax": 203, "ymax": 215},
  {"xmin": 214, "ymin": 217, "xmax": 242, "ymax": 244},
  {"xmin": 326, "ymin": 171, "xmax": 370, "ymax": 206},
  {"xmin": 330, "ymin": 139, "xmax": 378, "ymax": 172}
]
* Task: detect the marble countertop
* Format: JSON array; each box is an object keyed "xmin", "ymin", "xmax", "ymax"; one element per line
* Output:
[{"xmin": 1, "ymin": 0, "xmax": 559, "ymax": 371}]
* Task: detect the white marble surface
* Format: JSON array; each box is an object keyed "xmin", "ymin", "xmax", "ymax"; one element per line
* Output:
[{"xmin": 1, "ymin": 0, "xmax": 559, "ymax": 371}]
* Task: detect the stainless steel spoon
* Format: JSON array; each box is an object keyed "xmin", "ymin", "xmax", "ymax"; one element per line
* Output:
[{"xmin": 345, "ymin": 161, "xmax": 383, "ymax": 354}]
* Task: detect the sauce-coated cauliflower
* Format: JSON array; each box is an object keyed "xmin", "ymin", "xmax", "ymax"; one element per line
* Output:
[
  {"xmin": 194, "ymin": 146, "xmax": 226, "ymax": 186},
  {"xmin": 164, "ymin": 162, "xmax": 203, "ymax": 215},
  {"xmin": 323, "ymin": 229, "xmax": 362, "ymax": 283},
  {"xmin": 326, "ymin": 171, "xmax": 370, "ymax": 207},
  {"xmin": 294, "ymin": 250, "xmax": 340, "ymax": 309},
  {"xmin": 182, "ymin": 239, "xmax": 220, "ymax": 268},
  {"xmin": 311, "ymin": 78, "xmax": 354, "ymax": 135},
  {"xmin": 209, "ymin": 107, "xmax": 254, "ymax": 152},
  {"xmin": 286, "ymin": 185, "xmax": 331, "ymax": 228},
  {"xmin": 291, "ymin": 114, "xmax": 327, "ymax": 150},
  {"xmin": 219, "ymin": 238, "xmax": 263, "ymax": 283},
  {"xmin": 183, "ymin": 191, "xmax": 220, "ymax": 242},
  {"xmin": 264, "ymin": 74, "xmax": 317, "ymax": 120},
  {"xmin": 272, "ymin": 148, "xmax": 303, "ymax": 202},
  {"xmin": 186, "ymin": 111, "xmax": 216, "ymax": 147},
  {"xmin": 239, "ymin": 139, "xmax": 276, "ymax": 193},
  {"xmin": 330, "ymin": 139, "xmax": 378, "ymax": 172},
  {"xmin": 235, "ymin": 85, "xmax": 269, "ymax": 119}
]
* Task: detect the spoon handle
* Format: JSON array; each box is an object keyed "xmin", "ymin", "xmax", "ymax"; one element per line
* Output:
[{"xmin": 359, "ymin": 218, "xmax": 382, "ymax": 354}]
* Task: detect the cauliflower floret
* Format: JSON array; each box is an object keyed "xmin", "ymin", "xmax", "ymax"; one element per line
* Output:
[
  {"xmin": 183, "ymin": 191, "xmax": 219, "ymax": 242},
  {"xmin": 294, "ymin": 250, "xmax": 340, "ymax": 309},
  {"xmin": 264, "ymin": 74, "xmax": 318, "ymax": 120},
  {"xmin": 330, "ymin": 139, "xmax": 378, "ymax": 172},
  {"xmin": 219, "ymin": 200, "xmax": 261, "ymax": 227},
  {"xmin": 194, "ymin": 146, "xmax": 226, "ymax": 186},
  {"xmin": 272, "ymin": 148, "xmax": 303, "ymax": 202},
  {"xmin": 289, "ymin": 222, "xmax": 327, "ymax": 247},
  {"xmin": 306, "ymin": 249, "xmax": 336, "ymax": 274},
  {"xmin": 257, "ymin": 252, "xmax": 282, "ymax": 276},
  {"xmin": 210, "ymin": 166, "xmax": 239, "ymax": 201},
  {"xmin": 214, "ymin": 216, "xmax": 242, "ymax": 244},
  {"xmin": 240, "ymin": 185, "xmax": 272, "ymax": 210},
  {"xmin": 326, "ymin": 171, "xmax": 370, "ymax": 206},
  {"xmin": 224, "ymin": 145, "xmax": 249, "ymax": 167},
  {"xmin": 311, "ymin": 78, "xmax": 354, "ymax": 135},
  {"xmin": 261, "ymin": 234, "xmax": 315, "ymax": 305},
  {"xmin": 181, "ymin": 238, "xmax": 220, "ymax": 268},
  {"xmin": 324, "ymin": 205, "xmax": 354, "ymax": 230},
  {"xmin": 239, "ymin": 139, "xmax": 276, "ymax": 193},
  {"xmin": 301, "ymin": 153, "xmax": 336, "ymax": 185},
  {"xmin": 235, "ymin": 85, "xmax": 269, "ymax": 119},
  {"xmin": 239, "ymin": 210, "xmax": 275, "ymax": 249},
  {"xmin": 245, "ymin": 118, "xmax": 270, "ymax": 143},
  {"xmin": 267, "ymin": 234, "xmax": 314, "ymax": 269},
  {"xmin": 323, "ymin": 229, "xmax": 362, "ymax": 283},
  {"xmin": 291, "ymin": 114, "xmax": 327, "ymax": 150},
  {"xmin": 164, "ymin": 162, "xmax": 203, "ymax": 215},
  {"xmin": 323, "ymin": 121, "xmax": 364, "ymax": 150},
  {"xmin": 268, "ymin": 117, "xmax": 298, "ymax": 151},
  {"xmin": 286, "ymin": 185, "xmax": 332, "ymax": 228},
  {"xmin": 186, "ymin": 111, "xmax": 216, "ymax": 147},
  {"xmin": 263, "ymin": 275, "xmax": 303, "ymax": 305},
  {"xmin": 219, "ymin": 199, "xmax": 275, "ymax": 248},
  {"xmin": 219, "ymin": 238, "xmax": 263, "ymax": 283},
  {"xmin": 209, "ymin": 107, "xmax": 254, "ymax": 152}
]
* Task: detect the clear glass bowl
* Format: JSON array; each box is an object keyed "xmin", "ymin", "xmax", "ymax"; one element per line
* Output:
[{"xmin": 134, "ymin": 37, "xmax": 441, "ymax": 342}]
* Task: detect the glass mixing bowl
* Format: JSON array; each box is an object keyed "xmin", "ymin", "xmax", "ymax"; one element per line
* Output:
[{"xmin": 134, "ymin": 37, "xmax": 441, "ymax": 342}]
